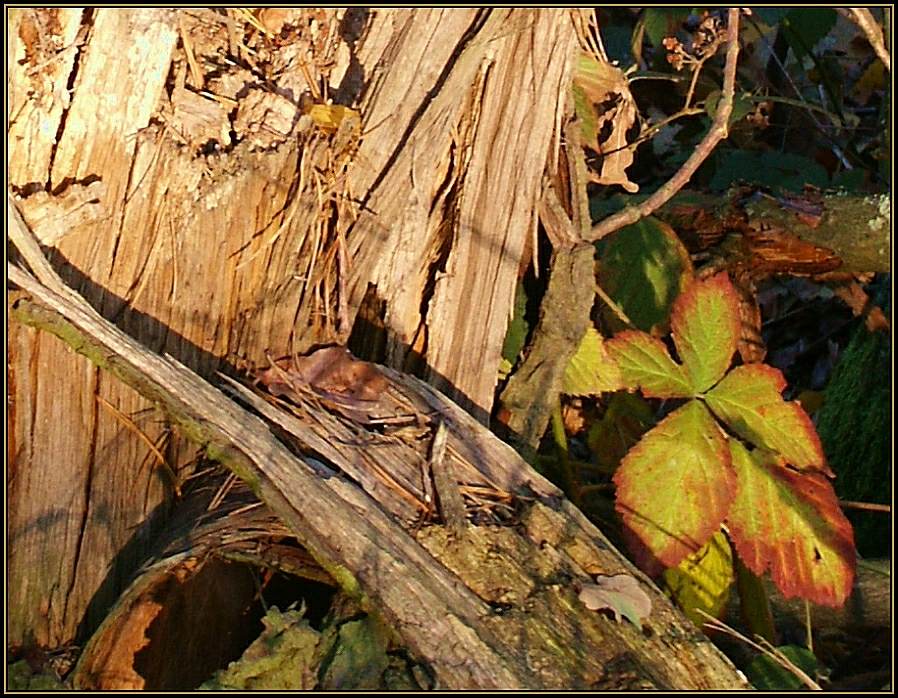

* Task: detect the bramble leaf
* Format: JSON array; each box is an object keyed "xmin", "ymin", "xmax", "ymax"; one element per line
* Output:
[
  {"xmin": 744, "ymin": 645, "xmax": 820, "ymax": 690},
  {"xmin": 671, "ymin": 273, "xmax": 740, "ymax": 392},
  {"xmin": 606, "ymin": 330, "xmax": 693, "ymax": 398},
  {"xmin": 726, "ymin": 441, "xmax": 855, "ymax": 607},
  {"xmin": 597, "ymin": 217, "xmax": 693, "ymax": 335},
  {"xmin": 705, "ymin": 364, "xmax": 829, "ymax": 474},
  {"xmin": 663, "ymin": 531, "xmax": 734, "ymax": 627},
  {"xmin": 614, "ymin": 401, "xmax": 735, "ymax": 567},
  {"xmin": 563, "ymin": 328, "xmax": 624, "ymax": 396}
]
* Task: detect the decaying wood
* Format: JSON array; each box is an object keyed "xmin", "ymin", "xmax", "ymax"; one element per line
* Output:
[
  {"xmin": 9, "ymin": 222, "xmax": 749, "ymax": 688},
  {"xmin": 741, "ymin": 193, "xmax": 891, "ymax": 274},
  {"xmin": 344, "ymin": 9, "xmax": 577, "ymax": 416},
  {"xmin": 7, "ymin": 8, "xmax": 573, "ymax": 648},
  {"xmin": 498, "ymin": 121, "xmax": 596, "ymax": 455},
  {"xmin": 7, "ymin": 8, "xmax": 578, "ymax": 649},
  {"xmin": 659, "ymin": 191, "xmax": 891, "ymax": 274},
  {"xmin": 72, "ymin": 477, "xmax": 323, "ymax": 690}
]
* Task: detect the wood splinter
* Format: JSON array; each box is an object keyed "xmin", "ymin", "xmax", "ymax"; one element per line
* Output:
[{"xmin": 428, "ymin": 421, "xmax": 468, "ymax": 536}]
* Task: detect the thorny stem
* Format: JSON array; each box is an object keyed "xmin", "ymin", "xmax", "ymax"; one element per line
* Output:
[{"xmin": 588, "ymin": 8, "xmax": 741, "ymax": 242}]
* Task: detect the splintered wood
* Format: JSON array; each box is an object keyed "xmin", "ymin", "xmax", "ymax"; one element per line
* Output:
[{"xmin": 223, "ymin": 347, "xmax": 531, "ymax": 527}]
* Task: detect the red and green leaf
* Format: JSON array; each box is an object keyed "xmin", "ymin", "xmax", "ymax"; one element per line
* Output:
[
  {"xmin": 726, "ymin": 441, "xmax": 855, "ymax": 607},
  {"xmin": 606, "ymin": 330, "xmax": 693, "ymax": 398},
  {"xmin": 614, "ymin": 401, "xmax": 735, "ymax": 567},
  {"xmin": 671, "ymin": 272, "xmax": 740, "ymax": 392},
  {"xmin": 704, "ymin": 364, "xmax": 829, "ymax": 474}
]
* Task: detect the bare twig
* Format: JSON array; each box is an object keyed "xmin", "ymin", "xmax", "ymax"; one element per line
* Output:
[
  {"xmin": 588, "ymin": 8, "xmax": 741, "ymax": 242},
  {"xmin": 839, "ymin": 8, "xmax": 891, "ymax": 73},
  {"xmin": 429, "ymin": 420, "xmax": 468, "ymax": 536},
  {"xmin": 839, "ymin": 499, "xmax": 891, "ymax": 513},
  {"xmin": 594, "ymin": 282, "xmax": 633, "ymax": 327},
  {"xmin": 7, "ymin": 194, "xmax": 103, "ymax": 316}
]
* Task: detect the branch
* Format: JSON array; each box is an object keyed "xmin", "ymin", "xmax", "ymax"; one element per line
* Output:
[
  {"xmin": 588, "ymin": 8, "xmax": 741, "ymax": 241},
  {"xmin": 838, "ymin": 8, "xmax": 891, "ymax": 73}
]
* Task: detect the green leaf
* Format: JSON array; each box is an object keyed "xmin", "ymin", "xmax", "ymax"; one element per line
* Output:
[
  {"xmin": 670, "ymin": 272, "xmax": 739, "ymax": 393},
  {"xmin": 710, "ymin": 151, "xmax": 829, "ymax": 192},
  {"xmin": 735, "ymin": 555, "xmax": 776, "ymax": 643},
  {"xmin": 597, "ymin": 217, "xmax": 693, "ymax": 334},
  {"xmin": 744, "ymin": 645, "xmax": 820, "ymax": 690},
  {"xmin": 501, "ymin": 280, "xmax": 529, "ymax": 367},
  {"xmin": 642, "ymin": 7, "xmax": 690, "ymax": 47},
  {"xmin": 752, "ymin": 8, "xmax": 790, "ymax": 27},
  {"xmin": 587, "ymin": 392, "xmax": 655, "ymax": 474},
  {"xmin": 726, "ymin": 442, "xmax": 855, "ymax": 607},
  {"xmin": 663, "ymin": 531, "xmax": 734, "ymax": 627},
  {"xmin": 705, "ymin": 364, "xmax": 829, "ymax": 473},
  {"xmin": 606, "ymin": 330, "xmax": 693, "ymax": 398},
  {"xmin": 572, "ymin": 82, "xmax": 599, "ymax": 151},
  {"xmin": 614, "ymin": 400, "xmax": 735, "ymax": 566},
  {"xmin": 563, "ymin": 328, "xmax": 624, "ymax": 396},
  {"xmin": 782, "ymin": 8, "xmax": 837, "ymax": 60},
  {"xmin": 705, "ymin": 90, "xmax": 755, "ymax": 126}
]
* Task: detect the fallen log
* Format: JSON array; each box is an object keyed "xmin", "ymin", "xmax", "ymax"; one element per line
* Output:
[{"xmin": 8, "ymin": 206, "xmax": 749, "ymax": 689}]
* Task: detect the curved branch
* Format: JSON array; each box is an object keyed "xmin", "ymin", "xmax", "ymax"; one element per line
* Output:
[{"xmin": 588, "ymin": 8, "xmax": 741, "ymax": 242}]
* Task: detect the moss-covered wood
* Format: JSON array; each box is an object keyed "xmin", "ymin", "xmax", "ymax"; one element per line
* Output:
[{"xmin": 658, "ymin": 191, "xmax": 890, "ymax": 273}]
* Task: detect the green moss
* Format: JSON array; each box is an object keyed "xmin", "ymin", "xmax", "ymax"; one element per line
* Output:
[
  {"xmin": 7, "ymin": 660, "xmax": 67, "ymax": 691},
  {"xmin": 815, "ymin": 303, "xmax": 890, "ymax": 557},
  {"xmin": 323, "ymin": 565, "xmax": 367, "ymax": 605},
  {"xmin": 201, "ymin": 606, "xmax": 320, "ymax": 689}
]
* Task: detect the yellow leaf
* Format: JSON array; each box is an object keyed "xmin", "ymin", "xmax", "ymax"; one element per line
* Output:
[
  {"xmin": 563, "ymin": 328, "xmax": 623, "ymax": 396},
  {"xmin": 308, "ymin": 104, "xmax": 359, "ymax": 133},
  {"xmin": 663, "ymin": 531, "xmax": 734, "ymax": 627}
]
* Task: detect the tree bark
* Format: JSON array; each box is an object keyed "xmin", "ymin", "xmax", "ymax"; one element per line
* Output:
[{"xmin": 7, "ymin": 7, "xmax": 574, "ymax": 651}]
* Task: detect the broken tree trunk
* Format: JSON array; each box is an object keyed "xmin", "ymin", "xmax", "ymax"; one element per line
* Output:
[
  {"xmin": 7, "ymin": 7, "xmax": 575, "ymax": 651},
  {"xmin": 9, "ymin": 216, "xmax": 749, "ymax": 689}
]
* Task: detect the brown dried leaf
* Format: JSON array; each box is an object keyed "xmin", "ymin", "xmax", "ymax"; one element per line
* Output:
[
  {"xmin": 579, "ymin": 574, "xmax": 653, "ymax": 626},
  {"xmin": 832, "ymin": 281, "xmax": 890, "ymax": 333},
  {"xmin": 259, "ymin": 346, "xmax": 389, "ymax": 404},
  {"xmin": 575, "ymin": 54, "xmax": 630, "ymax": 105},
  {"xmin": 832, "ymin": 281, "xmax": 869, "ymax": 317},
  {"xmin": 865, "ymin": 306, "xmax": 890, "ymax": 333},
  {"xmin": 574, "ymin": 53, "xmax": 639, "ymax": 193},
  {"xmin": 746, "ymin": 228, "xmax": 841, "ymax": 276},
  {"xmin": 732, "ymin": 271, "xmax": 766, "ymax": 363},
  {"xmin": 590, "ymin": 98, "xmax": 639, "ymax": 193}
]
